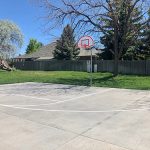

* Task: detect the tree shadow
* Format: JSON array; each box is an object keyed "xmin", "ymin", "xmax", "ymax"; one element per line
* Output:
[
  {"xmin": 42, "ymin": 74, "xmax": 115, "ymax": 87},
  {"xmin": 42, "ymin": 77, "xmax": 89, "ymax": 86},
  {"xmin": 92, "ymin": 74, "xmax": 114, "ymax": 83}
]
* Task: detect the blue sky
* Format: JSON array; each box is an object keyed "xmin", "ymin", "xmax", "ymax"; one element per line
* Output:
[
  {"xmin": 1, "ymin": 0, "xmax": 149, "ymax": 56},
  {"xmin": 0, "ymin": 0, "xmax": 62, "ymax": 55}
]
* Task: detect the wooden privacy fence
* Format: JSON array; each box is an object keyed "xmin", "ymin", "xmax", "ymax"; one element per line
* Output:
[
  {"xmin": 14, "ymin": 60, "xmax": 87, "ymax": 72},
  {"xmin": 96, "ymin": 60, "xmax": 150, "ymax": 75},
  {"xmin": 14, "ymin": 60, "xmax": 150, "ymax": 75}
]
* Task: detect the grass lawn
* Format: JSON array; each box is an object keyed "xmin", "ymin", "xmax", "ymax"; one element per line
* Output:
[{"xmin": 0, "ymin": 70, "xmax": 150, "ymax": 90}]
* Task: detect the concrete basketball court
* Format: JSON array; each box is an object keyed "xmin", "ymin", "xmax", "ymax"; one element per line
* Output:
[{"xmin": 0, "ymin": 82, "xmax": 150, "ymax": 150}]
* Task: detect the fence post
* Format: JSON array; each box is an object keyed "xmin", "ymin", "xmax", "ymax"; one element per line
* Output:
[{"xmin": 87, "ymin": 60, "xmax": 90, "ymax": 72}]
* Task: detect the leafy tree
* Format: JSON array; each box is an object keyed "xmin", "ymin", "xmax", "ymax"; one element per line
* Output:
[
  {"xmin": 99, "ymin": 0, "xmax": 145, "ymax": 60},
  {"xmin": 53, "ymin": 24, "xmax": 80, "ymax": 60},
  {"xmin": 0, "ymin": 20, "xmax": 23, "ymax": 59},
  {"xmin": 26, "ymin": 39, "xmax": 43, "ymax": 54}
]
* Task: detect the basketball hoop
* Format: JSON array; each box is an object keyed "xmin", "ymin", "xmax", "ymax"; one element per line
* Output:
[
  {"xmin": 78, "ymin": 36, "xmax": 94, "ymax": 49},
  {"xmin": 78, "ymin": 36, "xmax": 95, "ymax": 86}
]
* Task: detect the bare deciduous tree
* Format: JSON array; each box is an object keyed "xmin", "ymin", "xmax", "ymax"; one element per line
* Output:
[{"xmin": 36, "ymin": 0, "xmax": 150, "ymax": 75}]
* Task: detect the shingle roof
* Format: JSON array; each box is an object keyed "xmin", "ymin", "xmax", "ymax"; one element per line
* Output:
[
  {"xmin": 16, "ymin": 42, "xmax": 101, "ymax": 59},
  {"xmin": 16, "ymin": 42, "xmax": 56, "ymax": 59},
  {"xmin": 79, "ymin": 48, "xmax": 100, "ymax": 56}
]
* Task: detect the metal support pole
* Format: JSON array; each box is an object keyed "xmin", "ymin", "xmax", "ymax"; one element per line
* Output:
[{"xmin": 90, "ymin": 48, "xmax": 93, "ymax": 86}]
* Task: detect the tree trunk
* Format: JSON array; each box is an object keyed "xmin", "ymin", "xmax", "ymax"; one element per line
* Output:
[
  {"xmin": 114, "ymin": 52, "xmax": 119, "ymax": 76},
  {"xmin": 0, "ymin": 59, "xmax": 12, "ymax": 71},
  {"xmin": 114, "ymin": 26, "xmax": 119, "ymax": 76}
]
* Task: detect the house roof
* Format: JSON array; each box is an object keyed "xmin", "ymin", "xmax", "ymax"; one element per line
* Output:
[
  {"xmin": 79, "ymin": 48, "xmax": 100, "ymax": 57},
  {"xmin": 16, "ymin": 42, "xmax": 56, "ymax": 59},
  {"xmin": 15, "ymin": 42, "xmax": 101, "ymax": 59}
]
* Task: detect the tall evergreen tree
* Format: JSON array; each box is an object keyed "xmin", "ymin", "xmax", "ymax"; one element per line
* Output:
[
  {"xmin": 139, "ymin": 9, "xmax": 150, "ymax": 59},
  {"xmin": 53, "ymin": 24, "xmax": 80, "ymax": 60},
  {"xmin": 99, "ymin": 0, "xmax": 145, "ymax": 60}
]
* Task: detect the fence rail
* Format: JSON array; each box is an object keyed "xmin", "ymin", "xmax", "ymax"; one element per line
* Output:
[{"xmin": 14, "ymin": 60, "xmax": 150, "ymax": 75}]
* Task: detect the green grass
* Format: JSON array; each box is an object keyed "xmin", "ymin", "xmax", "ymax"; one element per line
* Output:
[{"xmin": 0, "ymin": 70, "xmax": 150, "ymax": 90}]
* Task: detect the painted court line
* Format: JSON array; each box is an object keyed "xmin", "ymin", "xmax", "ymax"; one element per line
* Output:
[
  {"xmin": 35, "ymin": 89, "xmax": 112, "ymax": 106},
  {"xmin": 0, "ymin": 103, "xmax": 150, "ymax": 113},
  {"xmin": 7, "ymin": 94, "xmax": 58, "ymax": 102},
  {"xmin": 0, "ymin": 89, "xmax": 111, "ymax": 107}
]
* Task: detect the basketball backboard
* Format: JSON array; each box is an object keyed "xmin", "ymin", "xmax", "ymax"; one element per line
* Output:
[{"xmin": 78, "ymin": 36, "xmax": 94, "ymax": 49}]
